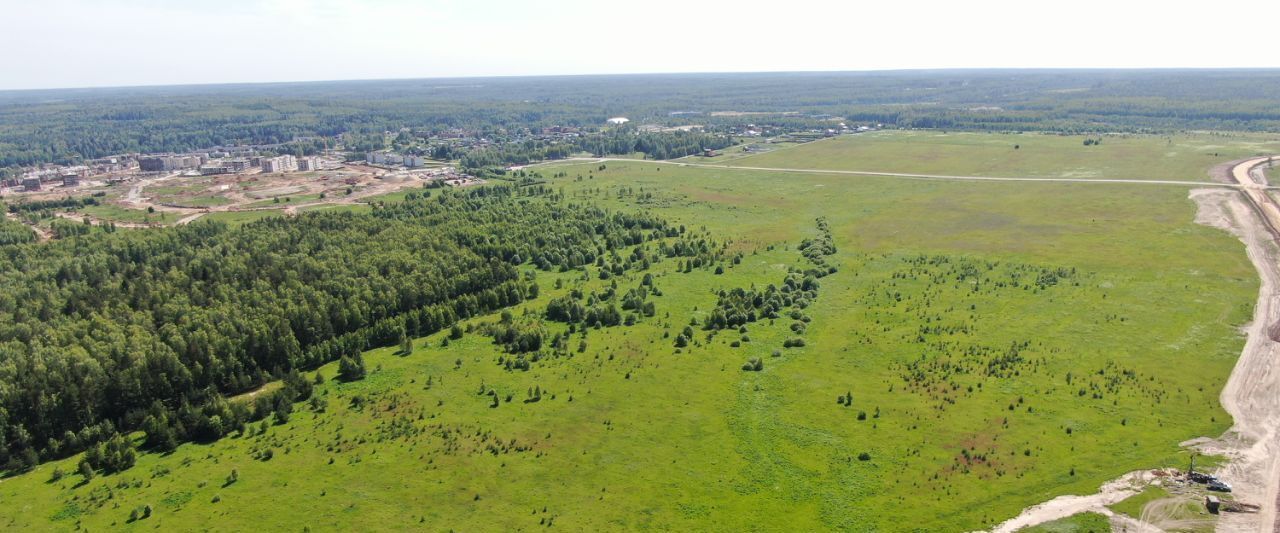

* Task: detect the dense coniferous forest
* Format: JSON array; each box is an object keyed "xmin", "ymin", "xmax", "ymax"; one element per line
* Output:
[
  {"xmin": 458, "ymin": 128, "xmax": 735, "ymax": 168},
  {"xmin": 0, "ymin": 185, "xmax": 684, "ymax": 473},
  {"xmin": 4, "ymin": 70, "xmax": 1280, "ymax": 168}
]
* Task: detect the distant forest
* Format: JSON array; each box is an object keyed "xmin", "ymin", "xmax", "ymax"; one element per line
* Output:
[{"xmin": 3, "ymin": 69, "xmax": 1280, "ymax": 167}]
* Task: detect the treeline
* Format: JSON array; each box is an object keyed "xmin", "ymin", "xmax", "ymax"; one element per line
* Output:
[
  {"xmin": 698, "ymin": 218, "xmax": 837, "ymax": 351},
  {"xmin": 459, "ymin": 129, "xmax": 735, "ymax": 168},
  {"xmin": 0, "ymin": 203, "xmax": 35, "ymax": 246},
  {"xmin": 6, "ymin": 196, "xmax": 100, "ymax": 214},
  {"xmin": 15, "ymin": 70, "xmax": 1279, "ymax": 168},
  {"xmin": 0, "ymin": 184, "xmax": 678, "ymax": 474}
]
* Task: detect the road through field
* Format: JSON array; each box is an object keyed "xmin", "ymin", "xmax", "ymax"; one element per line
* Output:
[
  {"xmin": 541, "ymin": 157, "xmax": 1258, "ymax": 188},
  {"xmin": 539, "ymin": 155, "xmax": 1280, "ymax": 531}
]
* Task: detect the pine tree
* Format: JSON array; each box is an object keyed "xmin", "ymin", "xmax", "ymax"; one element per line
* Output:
[
  {"xmin": 338, "ymin": 355, "xmax": 367, "ymax": 382},
  {"xmin": 399, "ymin": 328, "xmax": 413, "ymax": 355}
]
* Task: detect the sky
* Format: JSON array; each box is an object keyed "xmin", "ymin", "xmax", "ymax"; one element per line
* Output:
[{"xmin": 1, "ymin": 0, "xmax": 1278, "ymax": 91}]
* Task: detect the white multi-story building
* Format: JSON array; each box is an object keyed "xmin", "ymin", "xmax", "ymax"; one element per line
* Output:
[
  {"xmin": 261, "ymin": 155, "xmax": 297, "ymax": 174},
  {"xmin": 366, "ymin": 151, "xmax": 405, "ymax": 166}
]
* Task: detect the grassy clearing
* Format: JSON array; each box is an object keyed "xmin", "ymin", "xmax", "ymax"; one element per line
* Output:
[
  {"xmin": 1108, "ymin": 485, "xmax": 1170, "ymax": 518},
  {"xmin": 1016, "ymin": 512, "xmax": 1111, "ymax": 532},
  {"xmin": 198, "ymin": 210, "xmax": 284, "ymax": 226},
  {"xmin": 78, "ymin": 204, "xmax": 170, "ymax": 225},
  {"xmin": 673, "ymin": 138, "xmax": 803, "ymax": 164},
  {"xmin": 0, "ymin": 132, "xmax": 1259, "ymax": 531},
  {"xmin": 166, "ymin": 195, "xmax": 234, "ymax": 208},
  {"xmin": 727, "ymin": 130, "xmax": 1280, "ymax": 181},
  {"xmin": 297, "ymin": 203, "xmax": 371, "ymax": 214},
  {"xmin": 244, "ymin": 193, "xmax": 325, "ymax": 208}
]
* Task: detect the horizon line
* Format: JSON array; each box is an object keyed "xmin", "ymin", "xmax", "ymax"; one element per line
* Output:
[{"xmin": 6, "ymin": 66, "xmax": 1280, "ymax": 94}]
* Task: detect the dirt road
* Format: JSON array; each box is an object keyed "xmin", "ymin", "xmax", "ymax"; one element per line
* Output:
[
  {"xmin": 989, "ymin": 471, "xmax": 1156, "ymax": 532},
  {"xmin": 539, "ymin": 157, "xmax": 1258, "ymax": 188},
  {"xmin": 1194, "ymin": 157, "xmax": 1280, "ymax": 533}
]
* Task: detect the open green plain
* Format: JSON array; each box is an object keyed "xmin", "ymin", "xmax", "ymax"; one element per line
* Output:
[
  {"xmin": 77, "ymin": 204, "xmax": 171, "ymax": 225},
  {"xmin": 727, "ymin": 130, "xmax": 1280, "ymax": 181},
  {"xmin": 197, "ymin": 210, "xmax": 285, "ymax": 226},
  {"xmin": 0, "ymin": 133, "xmax": 1262, "ymax": 531}
]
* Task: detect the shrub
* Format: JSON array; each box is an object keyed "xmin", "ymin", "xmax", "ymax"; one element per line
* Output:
[{"xmin": 338, "ymin": 355, "xmax": 367, "ymax": 382}]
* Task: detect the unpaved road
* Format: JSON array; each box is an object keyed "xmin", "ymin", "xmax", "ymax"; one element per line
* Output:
[
  {"xmin": 1195, "ymin": 157, "xmax": 1280, "ymax": 533},
  {"xmin": 538, "ymin": 157, "xmax": 1261, "ymax": 188},
  {"xmin": 989, "ymin": 471, "xmax": 1156, "ymax": 532}
]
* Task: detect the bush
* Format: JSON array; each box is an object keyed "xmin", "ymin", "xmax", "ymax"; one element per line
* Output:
[
  {"xmin": 338, "ymin": 355, "xmax": 367, "ymax": 382},
  {"xmin": 857, "ymin": 452, "xmax": 871, "ymax": 461}
]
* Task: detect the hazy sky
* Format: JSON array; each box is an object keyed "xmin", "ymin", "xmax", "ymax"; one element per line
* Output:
[{"xmin": 2, "ymin": 0, "xmax": 1277, "ymax": 90}]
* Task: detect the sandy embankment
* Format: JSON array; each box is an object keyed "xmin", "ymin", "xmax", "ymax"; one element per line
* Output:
[{"xmin": 1190, "ymin": 183, "xmax": 1280, "ymax": 533}]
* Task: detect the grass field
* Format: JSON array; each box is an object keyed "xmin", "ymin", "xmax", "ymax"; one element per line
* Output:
[
  {"xmin": 1108, "ymin": 485, "xmax": 1170, "ymax": 519},
  {"xmin": 198, "ymin": 210, "xmax": 285, "ymax": 225},
  {"xmin": 726, "ymin": 130, "xmax": 1280, "ymax": 181},
  {"xmin": 0, "ymin": 132, "xmax": 1260, "ymax": 531},
  {"xmin": 166, "ymin": 195, "xmax": 234, "ymax": 208},
  {"xmin": 78, "ymin": 204, "xmax": 170, "ymax": 225},
  {"xmin": 296, "ymin": 203, "xmax": 372, "ymax": 214},
  {"xmin": 1017, "ymin": 512, "xmax": 1111, "ymax": 532}
]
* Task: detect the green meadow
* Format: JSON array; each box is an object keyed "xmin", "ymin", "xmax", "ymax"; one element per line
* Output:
[
  {"xmin": 198, "ymin": 210, "xmax": 286, "ymax": 226},
  {"xmin": 1019, "ymin": 512, "xmax": 1111, "ymax": 533},
  {"xmin": 78, "ymin": 204, "xmax": 170, "ymax": 225},
  {"xmin": 726, "ymin": 130, "xmax": 1280, "ymax": 181},
  {"xmin": 0, "ymin": 133, "xmax": 1260, "ymax": 531}
]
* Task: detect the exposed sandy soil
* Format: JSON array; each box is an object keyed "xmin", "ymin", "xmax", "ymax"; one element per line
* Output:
[
  {"xmin": 989, "ymin": 472, "xmax": 1156, "ymax": 532},
  {"xmin": 1190, "ymin": 161, "xmax": 1280, "ymax": 533},
  {"xmin": 73, "ymin": 168, "xmax": 462, "ymax": 227},
  {"xmin": 1138, "ymin": 496, "xmax": 1215, "ymax": 531}
]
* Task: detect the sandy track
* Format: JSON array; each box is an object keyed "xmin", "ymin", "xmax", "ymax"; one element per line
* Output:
[
  {"xmin": 1193, "ymin": 158, "xmax": 1280, "ymax": 533},
  {"xmin": 1139, "ymin": 496, "xmax": 1216, "ymax": 531},
  {"xmin": 988, "ymin": 472, "xmax": 1156, "ymax": 532}
]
